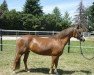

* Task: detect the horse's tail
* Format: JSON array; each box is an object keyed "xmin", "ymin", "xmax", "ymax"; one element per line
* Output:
[
  {"xmin": 13, "ymin": 47, "xmax": 22, "ymax": 70},
  {"xmin": 13, "ymin": 51, "xmax": 22, "ymax": 70},
  {"xmin": 15, "ymin": 56, "xmax": 21, "ymax": 70}
]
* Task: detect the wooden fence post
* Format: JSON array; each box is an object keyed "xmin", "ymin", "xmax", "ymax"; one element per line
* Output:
[
  {"xmin": 68, "ymin": 39, "xmax": 70, "ymax": 53},
  {"xmin": 0, "ymin": 29, "xmax": 3, "ymax": 51}
]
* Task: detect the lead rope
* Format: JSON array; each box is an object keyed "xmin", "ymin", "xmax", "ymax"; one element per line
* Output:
[{"xmin": 80, "ymin": 41, "xmax": 94, "ymax": 60}]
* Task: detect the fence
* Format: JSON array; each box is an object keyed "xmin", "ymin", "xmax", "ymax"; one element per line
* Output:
[
  {"xmin": 0, "ymin": 29, "xmax": 94, "ymax": 53},
  {"xmin": 0, "ymin": 29, "xmax": 59, "ymax": 51}
]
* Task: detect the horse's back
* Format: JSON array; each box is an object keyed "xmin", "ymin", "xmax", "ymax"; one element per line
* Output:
[{"xmin": 17, "ymin": 35, "xmax": 36, "ymax": 42}]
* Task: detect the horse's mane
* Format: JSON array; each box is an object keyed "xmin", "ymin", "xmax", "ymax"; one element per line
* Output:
[{"xmin": 53, "ymin": 26, "xmax": 75, "ymax": 39}]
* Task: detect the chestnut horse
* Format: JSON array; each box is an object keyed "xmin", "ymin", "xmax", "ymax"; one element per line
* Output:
[{"xmin": 13, "ymin": 26, "xmax": 85, "ymax": 74}]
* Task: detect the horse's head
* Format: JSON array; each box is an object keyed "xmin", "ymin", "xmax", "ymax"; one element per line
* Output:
[{"xmin": 73, "ymin": 25, "xmax": 85, "ymax": 42}]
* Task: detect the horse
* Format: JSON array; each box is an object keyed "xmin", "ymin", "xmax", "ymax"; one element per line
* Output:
[{"xmin": 13, "ymin": 25, "xmax": 85, "ymax": 74}]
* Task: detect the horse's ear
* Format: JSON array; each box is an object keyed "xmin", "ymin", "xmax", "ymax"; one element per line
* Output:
[{"xmin": 76, "ymin": 25, "xmax": 84, "ymax": 32}]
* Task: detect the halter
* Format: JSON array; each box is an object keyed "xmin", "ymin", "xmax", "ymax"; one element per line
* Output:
[{"xmin": 80, "ymin": 41, "xmax": 94, "ymax": 60}]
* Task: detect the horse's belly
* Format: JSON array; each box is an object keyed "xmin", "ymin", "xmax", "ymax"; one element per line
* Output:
[
  {"xmin": 31, "ymin": 49, "xmax": 52, "ymax": 55},
  {"xmin": 29, "ymin": 42, "xmax": 52, "ymax": 55}
]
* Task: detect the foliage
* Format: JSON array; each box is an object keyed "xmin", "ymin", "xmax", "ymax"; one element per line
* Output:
[
  {"xmin": 86, "ymin": 2, "xmax": 94, "ymax": 31},
  {"xmin": 39, "ymin": 7, "xmax": 72, "ymax": 31},
  {"xmin": 52, "ymin": 7, "xmax": 61, "ymax": 19},
  {"xmin": 40, "ymin": 14, "xmax": 62, "ymax": 31},
  {"xmin": 0, "ymin": 0, "xmax": 8, "ymax": 13},
  {"xmin": 23, "ymin": 0, "xmax": 43, "ymax": 16},
  {"xmin": 19, "ymin": 7, "xmax": 72, "ymax": 31},
  {"xmin": 0, "ymin": 0, "xmax": 72, "ymax": 31},
  {"xmin": 39, "ymin": 8, "xmax": 72, "ymax": 31},
  {"xmin": 74, "ymin": 1, "xmax": 87, "ymax": 31},
  {"xmin": 22, "ymin": 14, "xmax": 41, "ymax": 30},
  {"xmin": 0, "ymin": 10, "xmax": 23, "ymax": 30},
  {"xmin": 62, "ymin": 11, "xmax": 72, "ymax": 29}
]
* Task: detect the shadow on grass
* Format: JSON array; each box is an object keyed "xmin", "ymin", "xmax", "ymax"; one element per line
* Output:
[
  {"xmin": 80, "ymin": 70, "xmax": 91, "ymax": 75},
  {"xmin": 16, "ymin": 68, "xmax": 91, "ymax": 75}
]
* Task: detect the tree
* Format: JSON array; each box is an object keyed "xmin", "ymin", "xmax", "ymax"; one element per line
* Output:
[
  {"xmin": 86, "ymin": 2, "xmax": 94, "ymax": 31},
  {"xmin": 62, "ymin": 11, "xmax": 72, "ymax": 29},
  {"xmin": 0, "ymin": 10, "xmax": 23, "ymax": 30},
  {"xmin": 41, "ymin": 14, "xmax": 59, "ymax": 31},
  {"xmin": 0, "ymin": 9, "xmax": 3, "ymax": 16},
  {"xmin": 52, "ymin": 7, "xmax": 72, "ymax": 30},
  {"xmin": 22, "ymin": 14, "xmax": 41, "ymax": 30},
  {"xmin": 0, "ymin": 0, "xmax": 8, "ymax": 12},
  {"xmin": 23, "ymin": 0, "xmax": 43, "ymax": 16},
  {"xmin": 52, "ymin": 7, "xmax": 61, "ymax": 18},
  {"xmin": 39, "ymin": 8, "xmax": 72, "ymax": 31},
  {"xmin": 74, "ymin": 0, "xmax": 87, "ymax": 31},
  {"xmin": 52, "ymin": 7, "xmax": 63, "ymax": 30}
]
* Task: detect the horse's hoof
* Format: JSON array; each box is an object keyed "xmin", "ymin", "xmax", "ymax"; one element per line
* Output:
[
  {"xmin": 49, "ymin": 74, "xmax": 53, "ymax": 75},
  {"xmin": 25, "ymin": 69, "xmax": 30, "ymax": 72},
  {"xmin": 49, "ymin": 69, "xmax": 54, "ymax": 74},
  {"xmin": 49, "ymin": 70, "xmax": 52, "ymax": 74},
  {"xmin": 27, "ymin": 70, "xmax": 30, "ymax": 72},
  {"xmin": 56, "ymin": 72, "xmax": 59, "ymax": 75},
  {"xmin": 12, "ymin": 71, "xmax": 16, "ymax": 74}
]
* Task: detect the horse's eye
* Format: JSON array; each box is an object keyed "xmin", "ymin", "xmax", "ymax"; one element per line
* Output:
[
  {"xmin": 80, "ymin": 35, "xmax": 83, "ymax": 37},
  {"xmin": 79, "ymin": 32, "xmax": 81, "ymax": 34}
]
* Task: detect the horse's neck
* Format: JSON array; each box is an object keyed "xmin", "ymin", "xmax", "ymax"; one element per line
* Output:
[
  {"xmin": 61, "ymin": 36, "xmax": 71, "ymax": 47},
  {"xmin": 54, "ymin": 28, "xmax": 73, "ymax": 39}
]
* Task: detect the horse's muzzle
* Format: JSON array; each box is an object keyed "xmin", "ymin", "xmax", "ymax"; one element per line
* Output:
[{"xmin": 80, "ymin": 38, "xmax": 85, "ymax": 42}]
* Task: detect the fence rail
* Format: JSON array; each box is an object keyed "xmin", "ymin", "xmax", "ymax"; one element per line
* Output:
[
  {"xmin": 0, "ymin": 29, "xmax": 60, "ymax": 51},
  {"xmin": 1, "ymin": 29, "xmax": 59, "ymax": 36},
  {"xmin": 0, "ymin": 29, "xmax": 94, "ymax": 51},
  {"xmin": 1, "ymin": 29, "xmax": 94, "ymax": 36}
]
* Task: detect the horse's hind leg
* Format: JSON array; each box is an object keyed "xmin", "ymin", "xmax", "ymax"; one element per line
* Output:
[
  {"xmin": 13, "ymin": 52, "xmax": 23, "ymax": 71},
  {"xmin": 23, "ymin": 51, "xmax": 30, "ymax": 72}
]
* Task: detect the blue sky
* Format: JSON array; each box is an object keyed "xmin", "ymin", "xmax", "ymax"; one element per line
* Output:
[{"xmin": 0, "ymin": 0, "xmax": 94, "ymax": 18}]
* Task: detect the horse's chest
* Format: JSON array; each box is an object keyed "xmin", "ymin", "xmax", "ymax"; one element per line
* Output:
[
  {"xmin": 51, "ymin": 47, "xmax": 63, "ymax": 56},
  {"xmin": 52, "ymin": 42, "xmax": 64, "ymax": 56}
]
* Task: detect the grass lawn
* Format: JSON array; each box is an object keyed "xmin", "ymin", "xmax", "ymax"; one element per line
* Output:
[{"xmin": 0, "ymin": 40, "xmax": 94, "ymax": 75}]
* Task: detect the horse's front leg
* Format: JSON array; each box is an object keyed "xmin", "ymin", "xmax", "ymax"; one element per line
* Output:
[
  {"xmin": 54, "ymin": 56, "xmax": 59, "ymax": 75},
  {"xmin": 49, "ymin": 59, "xmax": 54, "ymax": 74},
  {"xmin": 49, "ymin": 56, "xmax": 59, "ymax": 74}
]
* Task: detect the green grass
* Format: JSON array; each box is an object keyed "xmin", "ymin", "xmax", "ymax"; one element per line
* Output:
[{"xmin": 0, "ymin": 40, "xmax": 94, "ymax": 75}]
